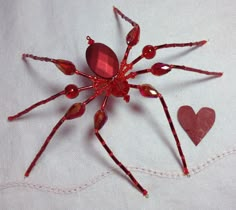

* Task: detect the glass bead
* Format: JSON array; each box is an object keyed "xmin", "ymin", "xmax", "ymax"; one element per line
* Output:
[
  {"xmin": 142, "ymin": 45, "xmax": 156, "ymax": 59},
  {"xmin": 65, "ymin": 84, "xmax": 79, "ymax": 99},
  {"xmin": 65, "ymin": 103, "xmax": 86, "ymax": 120},
  {"xmin": 126, "ymin": 26, "xmax": 140, "ymax": 46},
  {"xmin": 55, "ymin": 59, "xmax": 76, "ymax": 75},
  {"xmin": 86, "ymin": 43, "xmax": 119, "ymax": 79},
  {"xmin": 94, "ymin": 110, "xmax": 108, "ymax": 130},
  {"xmin": 151, "ymin": 63, "xmax": 172, "ymax": 76},
  {"xmin": 139, "ymin": 84, "xmax": 159, "ymax": 98}
]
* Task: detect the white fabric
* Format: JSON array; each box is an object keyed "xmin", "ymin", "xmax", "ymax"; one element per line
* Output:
[{"xmin": 1, "ymin": 0, "xmax": 235, "ymax": 209}]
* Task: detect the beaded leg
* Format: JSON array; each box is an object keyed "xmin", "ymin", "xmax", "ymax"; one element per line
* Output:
[
  {"xmin": 24, "ymin": 116, "xmax": 66, "ymax": 177},
  {"xmin": 23, "ymin": 53, "xmax": 96, "ymax": 80},
  {"xmin": 8, "ymin": 85, "xmax": 93, "ymax": 121},
  {"xmin": 131, "ymin": 84, "xmax": 189, "ymax": 175},
  {"xmin": 94, "ymin": 100, "xmax": 148, "ymax": 197},
  {"xmin": 24, "ymin": 102, "xmax": 86, "ymax": 177},
  {"xmin": 95, "ymin": 131, "xmax": 148, "ymax": 196},
  {"xmin": 158, "ymin": 94, "xmax": 189, "ymax": 174},
  {"xmin": 8, "ymin": 91, "xmax": 64, "ymax": 121}
]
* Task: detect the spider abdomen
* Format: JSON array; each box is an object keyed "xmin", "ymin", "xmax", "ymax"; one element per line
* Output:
[{"xmin": 86, "ymin": 43, "xmax": 119, "ymax": 79}]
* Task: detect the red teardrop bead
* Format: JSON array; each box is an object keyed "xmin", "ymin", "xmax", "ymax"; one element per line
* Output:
[
  {"xmin": 94, "ymin": 110, "xmax": 108, "ymax": 130},
  {"xmin": 139, "ymin": 84, "xmax": 159, "ymax": 98},
  {"xmin": 151, "ymin": 63, "xmax": 172, "ymax": 76},
  {"xmin": 126, "ymin": 26, "xmax": 140, "ymax": 46},
  {"xmin": 86, "ymin": 43, "xmax": 119, "ymax": 79},
  {"xmin": 65, "ymin": 103, "xmax": 86, "ymax": 120},
  {"xmin": 54, "ymin": 59, "xmax": 76, "ymax": 75}
]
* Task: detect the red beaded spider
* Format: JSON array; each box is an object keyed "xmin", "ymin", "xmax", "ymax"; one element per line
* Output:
[{"xmin": 8, "ymin": 7, "xmax": 222, "ymax": 197}]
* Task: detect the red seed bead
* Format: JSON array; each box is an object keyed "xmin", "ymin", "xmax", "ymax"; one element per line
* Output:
[
  {"xmin": 126, "ymin": 26, "xmax": 140, "ymax": 46},
  {"xmin": 151, "ymin": 63, "xmax": 172, "ymax": 76},
  {"xmin": 142, "ymin": 45, "xmax": 156, "ymax": 59},
  {"xmin": 139, "ymin": 84, "xmax": 159, "ymax": 98},
  {"xmin": 54, "ymin": 59, "xmax": 76, "ymax": 75},
  {"xmin": 94, "ymin": 110, "xmax": 108, "ymax": 130},
  {"xmin": 65, "ymin": 84, "xmax": 79, "ymax": 99},
  {"xmin": 64, "ymin": 103, "xmax": 86, "ymax": 120}
]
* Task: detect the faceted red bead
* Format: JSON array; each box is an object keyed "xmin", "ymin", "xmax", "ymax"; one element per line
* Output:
[
  {"xmin": 151, "ymin": 63, "xmax": 172, "ymax": 76},
  {"xmin": 126, "ymin": 26, "xmax": 140, "ymax": 46},
  {"xmin": 139, "ymin": 84, "xmax": 159, "ymax": 98},
  {"xmin": 94, "ymin": 110, "xmax": 108, "ymax": 130},
  {"xmin": 65, "ymin": 84, "xmax": 79, "ymax": 99},
  {"xmin": 142, "ymin": 45, "xmax": 156, "ymax": 59},
  {"xmin": 54, "ymin": 59, "xmax": 76, "ymax": 75},
  {"xmin": 86, "ymin": 43, "xmax": 119, "ymax": 79},
  {"xmin": 65, "ymin": 103, "xmax": 86, "ymax": 120}
]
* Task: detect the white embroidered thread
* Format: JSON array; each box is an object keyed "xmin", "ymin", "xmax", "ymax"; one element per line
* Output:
[{"xmin": 0, "ymin": 145, "xmax": 235, "ymax": 194}]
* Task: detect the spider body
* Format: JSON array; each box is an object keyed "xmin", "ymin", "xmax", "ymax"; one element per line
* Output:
[
  {"xmin": 86, "ymin": 40, "xmax": 133, "ymax": 102},
  {"xmin": 8, "ymin": 7, "xmax": 223, "ymax": 197}
]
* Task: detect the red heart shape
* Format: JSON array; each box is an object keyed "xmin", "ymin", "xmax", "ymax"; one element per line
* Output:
[{"xmin": 177, "ymin": 106, "xmax": 215, "ymax": 146}]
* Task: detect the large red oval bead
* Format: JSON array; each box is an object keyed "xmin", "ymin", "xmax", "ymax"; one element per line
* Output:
[{"xmin": 86, "ymin": 43, "xmax": 119, "ymax": 79}]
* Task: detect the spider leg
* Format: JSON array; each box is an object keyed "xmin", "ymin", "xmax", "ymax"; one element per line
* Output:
[
  {"xmin": 125, "ymin": 62, "xmax": 223, "ymax": 80},
  {"xmin": 24, "ymin": 116, "xmax": 66, "ymax": 177},
  {"xmin": 24, "ymin": 93, "xmax": 99, "ymax": 177},
  {"xmin": 94, "ymin": 96, "xmax": 148, "ymax": 197},
  {"xmin": 129, "ymin": 40, "xmax": 210, "ymax": 66},
  {"xmin": 165, "ymin": 64, "xmax": 223, "ymax": 76},
  {"xmin": 8, "ymin": 91, "xmax": 64, "ymax": 121},
  {"xmin": 113, "ymin": 6, "xmax": 138, "ymax": 27},
  {"xmin": 154, "ymin": 40, "xmax": 207, "ymax": 50},
  {"xmin": 130, "ymin": 84, "xmax": 189, "ymax": 175},
  {"xmin": 22, "ymin": 53, "xmax": 95, "ymax": 79},
  {"xmin": 113, "ymin": 6, "xmax": 140, "ymax": 64},
  {"xmin": 8, "ymin": 85, "xmax": 93, "ymax": 121}
]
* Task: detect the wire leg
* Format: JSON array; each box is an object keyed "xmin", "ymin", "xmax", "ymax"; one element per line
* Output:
[
  {"xmin": 154, "ymin": 40, "xmax": 207, "ymax": 50},
  {"xmin": 113, "ymin": 6, "xmax": 138, "ymax": 27},
  {"xmin": 132, "ymin": 84, "xmax": 189, "ymax": 175},
  {"xmin": 94, "ymin": 130, "xmax": 148, "ymax": 197},
  {"xmin": 24, "ymin": 117, "xmax": 66, "ymax": 177},
  {"xmin": 8, "ymin": 91, "xmax": 64, "ymax": 121},
  {"xmin": 158, "ymin": 95, "xmax": 189, "ymax": 175}
]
